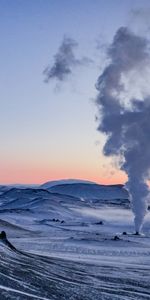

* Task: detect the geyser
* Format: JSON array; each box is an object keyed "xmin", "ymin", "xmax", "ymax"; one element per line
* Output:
[{"xmin": 95, "ymin": 27, "xmax": 150, "ymax": 233}]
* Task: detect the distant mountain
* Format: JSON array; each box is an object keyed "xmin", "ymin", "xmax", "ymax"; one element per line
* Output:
[
  {"xmin": 0, "ymin": 188, "xmax": 51, "ymax": 207},
  {"xmin": 41, "ymin": 179, "xmax": 96, "ymax": 189},
  {"xmin": 44, "ymin": 182, "xmax": 129, "ymax": 201},
  {"xmin": 7, "ymin": 184, "xmax": 39, "ymax": 188},
  {"xmin": 0, "ymin": 184, "xmax": 39, "ymax": 194}
]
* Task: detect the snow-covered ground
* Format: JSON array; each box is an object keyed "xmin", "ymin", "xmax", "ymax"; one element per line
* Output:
[{"xmin": 0, "ymin": 182, "xmax": 149, "ymax": 299}]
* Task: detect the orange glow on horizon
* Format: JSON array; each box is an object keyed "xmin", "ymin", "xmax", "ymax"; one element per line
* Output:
[
  {"xmin": 0, "ymin": 155, "xmax": 128, "ymax": 185},
  {"xmin": 0, "ymin": 166, "xmax": 127, "ymax": 186}
]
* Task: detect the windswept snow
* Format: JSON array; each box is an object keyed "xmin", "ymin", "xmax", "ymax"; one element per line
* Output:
[{"xmin": 0, "ymin": 182, "xmax": 149, "ymax": 299}]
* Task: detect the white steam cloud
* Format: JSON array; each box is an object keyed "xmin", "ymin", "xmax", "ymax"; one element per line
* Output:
[{"xmin": 96, "ymin": 27, "xmax": 150, "ymax": 233}]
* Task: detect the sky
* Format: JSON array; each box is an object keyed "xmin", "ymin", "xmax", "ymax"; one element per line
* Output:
[{"xmin": 0, "ymin": 0, "xmax": 150, "ymax": 185}]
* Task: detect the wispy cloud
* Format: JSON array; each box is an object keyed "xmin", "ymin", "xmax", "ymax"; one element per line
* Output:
[{"xmin": 43, "ymin": 36, "xmax": 92, "ymax": 83}]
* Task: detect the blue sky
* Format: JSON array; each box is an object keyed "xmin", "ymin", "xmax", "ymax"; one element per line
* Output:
[{"xmin": 0, "ymin": 0, "xmax": 149, "ymax": 184}]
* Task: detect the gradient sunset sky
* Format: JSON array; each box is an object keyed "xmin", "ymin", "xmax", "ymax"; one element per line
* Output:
[{"xmin": 0, "ymin": 0, "xmax": 149, "ymax": 185}]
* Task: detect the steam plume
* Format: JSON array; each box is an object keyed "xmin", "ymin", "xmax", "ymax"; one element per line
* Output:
[
  {"xmin": 96, "ymin": 27, "xmax": 150, "ymax": 233},
  {"xmin": 44, "ymin": 36, "xmax": 89, "ymax": 83}
]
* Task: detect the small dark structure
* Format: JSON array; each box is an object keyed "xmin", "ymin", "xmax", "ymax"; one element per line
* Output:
[
  {"xmin": 95, "ymin": 221, "xmax": 103, "ymax": 225},
  {"xmin": 134, "ymin": 231, "xmax": 140, "ymax": 235},
  {"xmin": 122, "ymin": 231, "xmax": 127, "ymax": 235},
  {"xmin": 112, "ymin": 235, "xmax": 120, "ymax": 241},
  {"xmin": 0, "ymin": 231, "xmax": 6, "ymax": 239}
]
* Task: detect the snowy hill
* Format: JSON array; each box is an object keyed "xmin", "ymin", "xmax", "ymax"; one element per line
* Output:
[
  {"xmin": 0, "ymin": 188, "xmax": 50, "ymax": 206},
  {"xmin": 46, "ymin": 182, "xmax": 129, "ymax": 201},
  {"xmin": 0, "ymin": 187, "xmax": 85, "ymax": 222}
]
